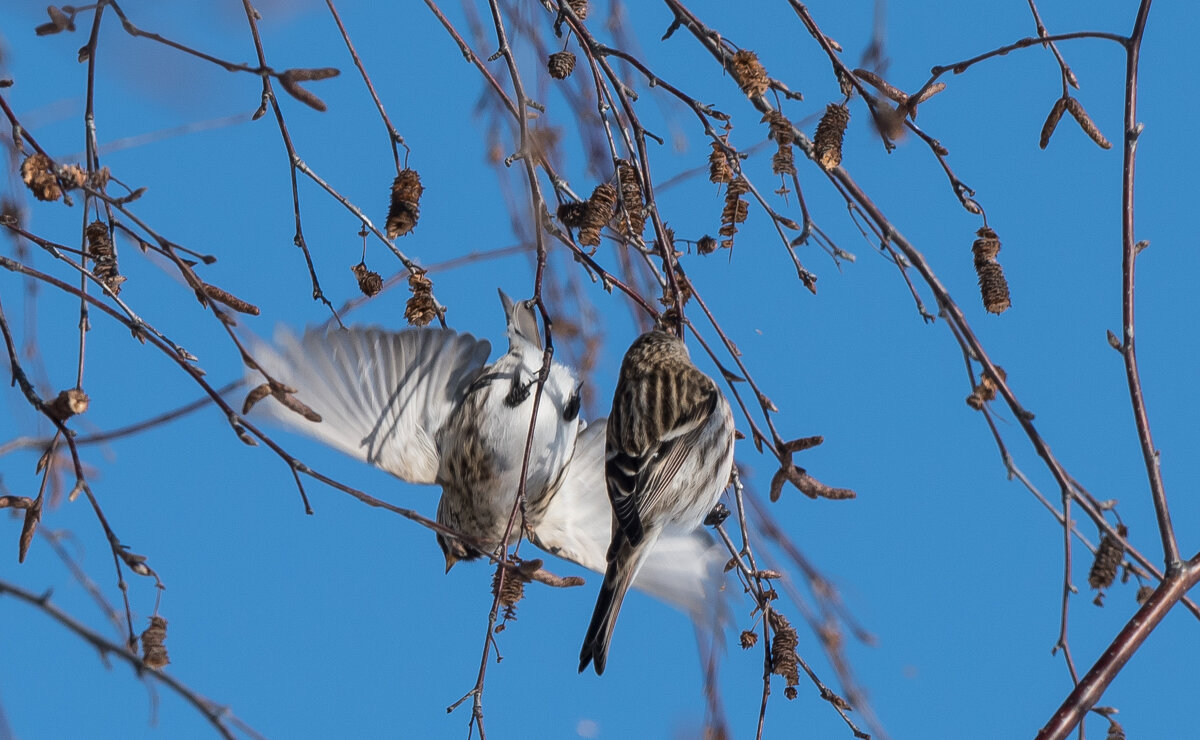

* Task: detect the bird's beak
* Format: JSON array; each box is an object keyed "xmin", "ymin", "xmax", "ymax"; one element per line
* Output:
[
  {"xmin": 497, "ymin": 288, "xmax": 515, "ymax": 317},
  {"xmin": 443, "ymin": 550, "xmax": 460, "ymax": 573}
]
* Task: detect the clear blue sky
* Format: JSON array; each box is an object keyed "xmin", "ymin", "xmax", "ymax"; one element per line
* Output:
[{"xmin": 2, "ymin": 2, "xmax": 1199, "ymax": 738}]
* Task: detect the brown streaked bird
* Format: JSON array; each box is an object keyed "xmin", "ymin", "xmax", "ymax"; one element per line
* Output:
[
  {"xmin": 248, "ymin": 298, "xmax": 732, "ymax": 630},
  {"xmin": 579, "ymin": 329, "xmax": 735, "ymax": 675}
]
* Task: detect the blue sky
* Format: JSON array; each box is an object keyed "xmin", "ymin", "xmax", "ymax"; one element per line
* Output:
[{"xmin": 2, "ymin": 1, "xmax": 1199, "ymax": 739}]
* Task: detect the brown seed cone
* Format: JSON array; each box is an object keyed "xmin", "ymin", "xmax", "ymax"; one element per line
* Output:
[
  {"xmin": 696, "ymin": 235, "xmax": 717, "ymax": 255},
  {"xmin": 739, "ymin": 630, "xmax": 758, "ymax": 649},
  {"xmin": 771, "ymin": 145, "xmax": 796, "ymax": 176},
  {"xmin": 85, "ymin": 220, "xmax": 126, "ymax": 295},
  {"xmin": 976, "ymin": 261, "xmax": 1011, "ymax": 314},
  {"xmin": 141, "ymin": 616, "xmax": 169, "ymax": 669},
  {"xmin": 814, "ymin": 104, "xmax": 850, "ymax": 171},
  {"xmin": 404, "ymin": 269, "xmax": 437, "ymax": 326},
  {"xmin": 58, "ymin": 164, "xmax": 87, "ymax": 190},
  {"xmin": 387, "ymin": 169, "xmax": 423, "ymax": 238},
  {"xmin": 351, "ymin": 262, "xmax": 383, "ymax": 297},
  {"xmin": 557, "ymin": 200, "xmax": 588, "ymax": 229},
  {"xmin": 47, "ymin": 388, "xmax": 89, "ymax": 420},
  {"xmin": 491, "ymin": 566, "xmax": 527, "ymax": 609},
  {"xmin": 708, "ymin": 141, "xmax": 733, "ymax": 184},
  {"xmin": 578, "ymin": 183, "xmax": 618, "ymax": 247},
  {"xmin": 567, "ymin": 0, "xmax": 588, "ymax": 21},
  {"xmin": 762, "ymin": 110, "xmax": 794, "ymax": 145},
  {"xmin": 20, "ymin": 153, "xmax": 62, "ymax": 202},
  {"xmin": 972, "ymin": 227, "xmax": 1001, "ymax": 263},
  {"xmin": 548, "ymin": 50, "xmax": 576, "ymax": 80},
  {"xmin": 731, "ymin": 49, "xmax": 770, "ymax": 98},
  {"xmin": 720, "ymin": 198, "xmax": 749, "ymax": 231},
  {"xmin": 768, "ymin": 612, "xmax": 800, "ymax": 692},
  {"xmin": 616, "ymin": 160, "xmax": 645, "ymax": 237},
  {"xmin": 1088, "ymin": 525, "xmax": 1127, "ymax": 590},
  {"xmin": 719, "ymin": 176, "xmax": 750, "ymax": 248}
]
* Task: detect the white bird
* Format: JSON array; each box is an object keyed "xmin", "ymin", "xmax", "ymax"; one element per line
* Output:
[{"xmin": 247, "ymin": 291, "xmax": 729, "ymax": 625}]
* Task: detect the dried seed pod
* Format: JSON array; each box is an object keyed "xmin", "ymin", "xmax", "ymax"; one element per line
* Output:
[
  {"xmin": 909, "ymin": 82, "xmax": 947, "ymax": 107},
  {"xmin": 739, "ymin": 630, "xmax": 758, "ymax": 649},
  {"xmin": 89, "ymin": 166, "xmax": 111, "ymax": 189},
  {"xmin": 47, "ymin": 388, "xmax": 89, "ymax": 421},
  {"xmin": 771, "ymin": 145, "xmax": 796, "ymax": 176},
  {"xmin": 276, "ymin": 67, "xmax": 339, "ymax": 112},
  {"xmin": 351, "ymin": 262, "xmax": 383, "ymax": 297},
  {"xmin": 670, "ymin": 266, "xmax": 693, "ymax": 307},
  {"xmin": 854, "ymin": 68, "xmax": 907, "ymax": 104},
  {"xmin": 85, "ymin": 220, "xmax": 126, "ymax": 295},
  {"xmin": 491, "ymin": 566, "xmax": 526, "ymax": 609},
  {"xmin": 20, "ymin": 153, "xmax": 62, "ymax": 202},
  {"xmin": 275, "ymin": 392, "xmax": 322, "ymax": 423},
  {"xmin": 404, "ymin": 268, "xmax": 437, "ymax": 327},
  {"xmin": 616, "ymin": 160, "xmax": 645, "ymax": 237},
  {"xmin": 141, "ymin": 616, "xmax": 170, "ymax": 669},
  {"xmin": 719, "ymin": 199, "xmax": 749, "ymax": 234},
  {"xmin": 557, "ymin": 200, "xmax": 588, "ymax": 230},
  {"xmin": 719, "ymin": 175, "xmax": 750, "ymax": 245},
  {"xmin": 836, "ymin": 68, "xmax": 855, "ymax": 98},
  {"xmin": 1105, "ymin": 719, "xmax": 1126, "ymax": 740},
  {"xmin": 58, "ymin": 164, "xmax": 87, "ymax": 190},
  {"xmin": 35, "ymin": 5, "xmax": 74, "ymax": 35},
  {"xmin": 696, "ymin": 235, "xmax": 717, "ymax": 255},
  {"xmin": 730, "ymin": 50, "xmax": 770, "ymax": 98},
  {"xmin": 972, "ymin": 227, "xmax": 1011, "ymax": 314},
  {"xmin": 814, "ymin": 104, "xmax": 850, "ymax": 171},
  {"xmin": 491, "ymin": 563, "xmax": 528, "ymax": 630},
  {"xmin": 769, "ymin": 612, "xmax": 800, "ymax": 696},
  {"xmin": 762, "ymin": 94, "xmax": 796, "ymax": 177},
  {"xmin": 547, "ymin": 51, "xmax": 576, "ymax": 80},
  {"xmin": 1063, "ymin": 97, "xmax": 1112, "ymax": 149},
  {"xmin": 966, "ymin": 365, "xmax": 1007, "ymax": 409},
  {"xmin": 1135, "ymin": 585, "xmax": 1154, "ymax": 604},
  {"xmin": 971, "ymin": 227, "xmax": 1001, "ymax": 262},
  {"xmin": 762, "ymin": 110, "xmax": 794, "ymax": 145},
  {"xmin": 567, "ymin": 0, "xmax": 588, "ymax": 20},
  {"xmin": 1039, "ymin": 99, "xmax": 1068, "ymax": 149},
  {"xmin": 19, "ymin": 501, "xmax": 40, "ymax": 563},
  {"xmin": 242, "ymin": 383, "xmax": 272, "ymax": 414},
  {"xmin": 708, "ymin": 141, "xmax": 733, "ymax": 184},
  {"xmin": 578, "ymin": 183, "xmax": 617, "ymax": 248},
  {"xmin": 1088, "ymin": 525, "xmax": 1127, "ymax": 590},
  {"xmin": 386, "ymin": 169, "xmax": 423, "ymax": 238},
  {"xmin": 200, "ymin": 282, "xmax": 260, "ymax": 315},
  {"xmin": 977, "ymin": 261, "xmax": 1011, "ymax": 314}
]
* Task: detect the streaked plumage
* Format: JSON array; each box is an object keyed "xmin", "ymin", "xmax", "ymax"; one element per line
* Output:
[
  {"xmin": 248, "ymin": 296, "xmax": 729, "ymax": 626},
  {"xmin": 579, "ymin": 329, "xmax": 736, "ymax": 675}
]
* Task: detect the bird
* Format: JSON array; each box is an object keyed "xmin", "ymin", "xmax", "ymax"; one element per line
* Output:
[
  {"xmin": 579, "ymin": 328, "xmax": 736, "ymax": 675},
  {"xmin": 247, "ymin": 293, "xmax": 730, "ymax": 626}
]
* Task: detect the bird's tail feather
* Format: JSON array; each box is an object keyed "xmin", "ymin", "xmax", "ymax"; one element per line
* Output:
[{"xmin": 579, "ymin": 538, "xmax": 650, "ymax": 675}]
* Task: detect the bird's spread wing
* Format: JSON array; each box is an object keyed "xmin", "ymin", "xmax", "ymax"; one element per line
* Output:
[
  {"xmin": 606, "ymin": 368, "xmax": 718, "ymax": 544},
  {"xmin": 247, "ymin": 325, "xmax": 491, "ymax": 484},
  {"xmin": 534, "ymin": 419, "xmax": 729, "ymax": 623}
]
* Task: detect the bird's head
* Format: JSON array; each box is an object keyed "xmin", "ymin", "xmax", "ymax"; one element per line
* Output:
[{"xmin": 498, "ymin": 289, "xmax": 542, "ymax": 352}]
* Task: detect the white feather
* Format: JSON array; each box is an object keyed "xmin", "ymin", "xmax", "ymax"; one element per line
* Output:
[{"xmin": 247, "ymin": 325, "xmax": 491, "ymax": 483}]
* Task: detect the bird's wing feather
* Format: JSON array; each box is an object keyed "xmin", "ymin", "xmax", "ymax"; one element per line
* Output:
[
  {"xmin": 534, "ymin": 419, "xmax": 729, "ymax": 622},
  {"xmin": 247, "ymin": 325, "xmax": 491, "ymax": 483}
]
